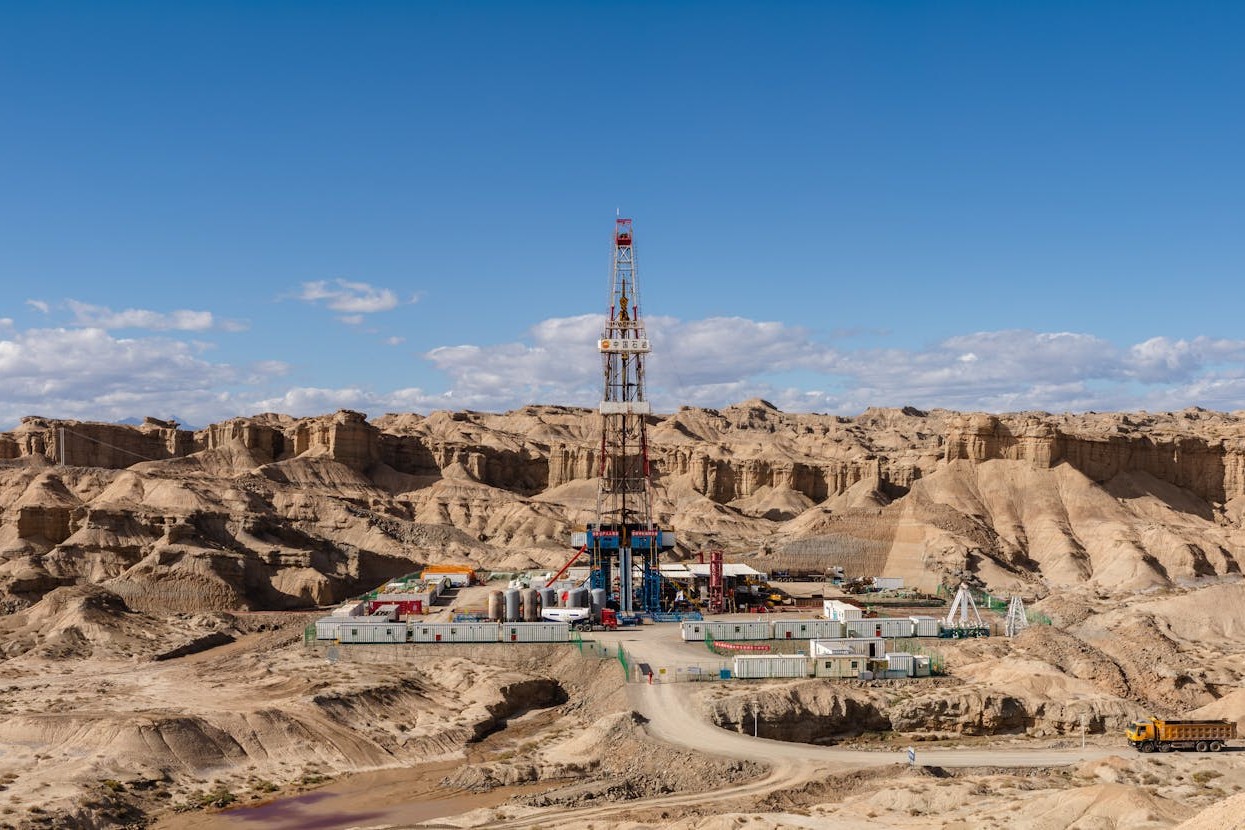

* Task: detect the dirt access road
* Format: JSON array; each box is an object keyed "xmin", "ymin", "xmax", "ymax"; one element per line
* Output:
[
  {"xmin": 459, "ymin": 625, "xmax": 1124, "ymax": 829},
  {"xmin": 596, "ymin": 620, "xmax": 1121, "ymax": 769}
]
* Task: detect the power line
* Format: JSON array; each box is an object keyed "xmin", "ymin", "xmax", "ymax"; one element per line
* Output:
[{"xmin": 56, "ymin": 424, "xmax": 171, "ymax": 465}]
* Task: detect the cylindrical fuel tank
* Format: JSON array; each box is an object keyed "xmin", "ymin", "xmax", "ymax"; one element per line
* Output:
[
  {"xmin": 521, "ymin": 588, "xmax": 539, "ymax": 621},
  {"xmin": 487, "ymin": 590, "xmax": 504, "ymax": 621},
  {"xmin": 568, "ymin": 587, "xmax": 590, "ymax": 608},
  {"xmin": 504, "ymin": 588, "xmax": 521, "ymax": 622},
  {"xmin": 590, "ymin": 588, "xmax": 607, "ymax": 615},
  {"xmin": 538, "ymin": 587, "xmax": 558, "ymax": 610}
]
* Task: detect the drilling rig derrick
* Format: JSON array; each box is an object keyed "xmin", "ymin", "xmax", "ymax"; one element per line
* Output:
[{"xmin": 577, "ymin": 218, "xmax": 674, "ymax": 614}]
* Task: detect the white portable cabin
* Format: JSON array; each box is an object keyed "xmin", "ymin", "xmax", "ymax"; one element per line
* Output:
[
  {"xmin": 772, "ymin": 619, "xmax": 844, "ymax": 640},
  {"xmin": 884, "ymin": 652, "xmax": 916, "ymax": 677},
  {"xmin": 810, "ymin": 637, "xmax": 887, "ymax": 659},
  {"xmin": 913, "ymin": 655, "xmax": 932, "ymax": 677},
  {"xmin": 410, "ymin": 622, "xmax": 500, "ymax": 643},
  {"xmin": 330, "ymin": 601, "xmax": 366, "ymax": 617},
  {"xmin": 732, "ymin": 654, "xmax": 810, "ymax": 679},
  {"xmin": 502, "ymin": 622, "xmax": 570, "ymax": 643},
  {"xmin": 909, "ymin": 616, "xmax": 941, "ymax": 637},
  {"xmin": 683, "ymin": 620, "xmax": 775, "ymax": 642},
  {"xmin": 844, "ymin": 618, "xmax": 915, "ymax": 639},
  {"xmin": 337, "ymin": 622, "xmax": 408, "ymax": 644},
  {"xmin": 706, "ymin": 621, "xmax": 772, "ymax": 641},
  {"xmin": 681, "ymin": 620, "xmax": 707, "ymax": 641},
  {"xmin": 812, "ymin": 653, "xmax": 870, "ymax": 679},
  {"xmin": 314, "ymin": 616, "xmax": 345, "ymax": 640},
  {"xmin": 872, "ymin": 577, "xmax": 904, "ymax": 591},
  {"xmin": 822, "ymin": 600, "xmax": 863, "ymax": 621}
]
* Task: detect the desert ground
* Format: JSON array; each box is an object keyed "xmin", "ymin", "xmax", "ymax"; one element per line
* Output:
[{"xmin": 4, "ymin": 404, "xmax": 1245, "ymax": 828}]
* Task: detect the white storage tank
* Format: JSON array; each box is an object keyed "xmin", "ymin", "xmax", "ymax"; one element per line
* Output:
[
  {"xmin": 338, "ymin": 622, "xmax": 408, "ymax": 644},
  {"xmin": 503, "ymin": 622, "xmax": 571, "ymax": 643},
  {"xmin": 845, "ymin": 618, "xmax": 915, "ymax": 639},
  {"xmin": 909, "ymin": 616, "xmax": 941, "ymax": 637},
  {"xmin": 504, "ymin": 589, "xmax": 522, "ymax": 622},
  {"xmin": 885, "ymin": 652, "xmax": 916, "ymax": 677},
  {"xmin": 732, "ymin": 654, "xmax": 810, "ymax": 679},
  {"xmin": 810, "ymin": 637, "xmax": 886, "ymax": 658},
  {"xmin": 521, "ymin": 588, "xmax": 540, "ymax": 622},
  {"xmin": 568, "ymin": 587, "xmax": 590, "ymax": 608},
  {"xmin": 773, "ymin": 619, "xmax": 844, "ymax": 640}
]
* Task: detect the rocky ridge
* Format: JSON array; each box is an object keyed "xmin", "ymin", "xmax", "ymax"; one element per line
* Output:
[{"xmin": 4, "ymin": 403, "xmax": 1245, "ymax": 612}]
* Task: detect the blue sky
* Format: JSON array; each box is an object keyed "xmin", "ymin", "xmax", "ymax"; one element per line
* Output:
[{"xmin": 2, "ymin": 1, "xmax": 1243, "ymax": 427}]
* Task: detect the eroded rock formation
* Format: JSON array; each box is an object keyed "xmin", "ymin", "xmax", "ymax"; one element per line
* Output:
[{"xmin": 5, "ymin": 402, "xmax": 1245, "ymax": 611}]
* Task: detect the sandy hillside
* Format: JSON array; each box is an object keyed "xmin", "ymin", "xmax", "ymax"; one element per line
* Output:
[{"xmin": 3, "ymin": 404, "xmax": 1245, "ymax": 827}]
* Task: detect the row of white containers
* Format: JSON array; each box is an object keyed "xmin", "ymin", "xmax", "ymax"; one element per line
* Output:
[
  {"xmin": 733, "ymin": 651, "xmax": 927, "ymax": 679},
  {"xmin": 681, "ymin": 615, "xmax": 942, "ymax": 642},
  {"xmin": 317, "ymin": 619, "xmax": 570, "ymax": 644}
]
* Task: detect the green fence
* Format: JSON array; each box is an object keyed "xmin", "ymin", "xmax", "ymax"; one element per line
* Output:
[{"xmin": 889, "ymin": 638, "xmax": 947, "ymax": 675}]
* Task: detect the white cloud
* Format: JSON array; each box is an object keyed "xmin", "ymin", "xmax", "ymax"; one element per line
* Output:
[
  {"xmin": 6, "ymin": 307, "xmax": 1245, "ymax": 431},
  {"xmin": 299, "ymin": 279, "xmax": 400, "ymax": 314},
  {"xmin": 416, "ymin": 318, "xmax": 1245, "ymax": 415},
  {"xmin": 0, "ymin": 326, "xmax": 291, "ymax": 428},
  {"xmin": 66, "ymin": 300, "xmax": 217, "ymax": 332},
  {"xmin": 26, "ymin": 300, "xmax": 49, "ymax": 314},
  {"xmin": 1123, "ymin": 336, "xmax": 1245, "ymax": 384},
  {"xmin": 338, "ymin": 314, "xmax": 365, "ymax": 326}
]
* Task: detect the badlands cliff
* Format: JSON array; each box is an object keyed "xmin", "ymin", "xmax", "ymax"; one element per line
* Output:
[{"xmin": 2, "ymin": 402, "xmax": 1245, "ymax": 612}]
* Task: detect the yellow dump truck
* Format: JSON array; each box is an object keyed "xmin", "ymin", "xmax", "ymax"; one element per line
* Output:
[{"xmin": 1126, "ymin": 717, "xmax": 1236, "ymax": 753}]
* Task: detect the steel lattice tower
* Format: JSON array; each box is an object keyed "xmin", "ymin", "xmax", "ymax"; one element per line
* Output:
[{"xmin": 583, "ymin": 217, "xmax": 672, "ymax": 613}]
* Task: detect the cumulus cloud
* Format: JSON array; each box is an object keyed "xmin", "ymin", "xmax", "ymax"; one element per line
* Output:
[
  {"xmin": 299, "ymin": 279, "xmax": 400, "ymax": 314},
  {"xmin": 246, "ymin": 385, "xmax": 454, "ymax": 419},
  {"xmin": 66, "ymin": 300, "xmax": 217, "ymax": 332},
  {"xmin": 0, "ymin": 325, "xmax": 290, "ymax": 427},
  {"xmin": 416, "ymin": 317, "xmax": 1245, "ymax": 415},
  {"xmin": 7, "ymin": 307, "xmax": 1245, "ymax": 429}
]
